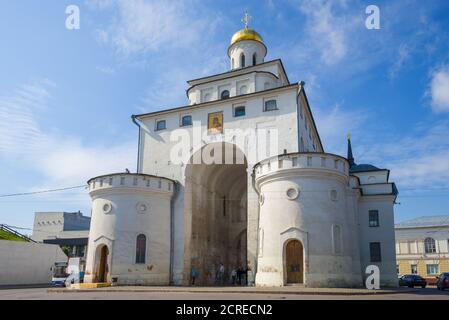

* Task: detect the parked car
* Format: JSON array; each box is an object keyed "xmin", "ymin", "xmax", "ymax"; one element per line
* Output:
[
  {"xmin": 436, "ymin": 273, "xmax": 449, "ymax": 291},
  {"xmin": 398, "ymin": 274, "xmax": 427, "ymax": 288}
]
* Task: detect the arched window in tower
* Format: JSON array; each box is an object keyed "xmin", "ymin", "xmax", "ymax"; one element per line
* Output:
[
  {"xmin": 232, "ymin": 58, "xmax": 235, "ymax": 69},
  {"xmin": 252, "ymin": 53, "xmax": 257, "ymax": 66},
  {"xmin": 332, "ymin": 225, "xmax": 342, "ymax": 254},
  {"xmin": 135, "ymin": 234, "xmax": 146, "ymax": 263},
  {"xmin": 240, "ymin": 53, "xmax": 245, "ymax": 68},
  {"xmin": 221, "ymin": 90, "xmax": 230, "ymax": 99},
  {"xmin": 424, "ymin": 237, "xmax": 436, "ymax": 253}
]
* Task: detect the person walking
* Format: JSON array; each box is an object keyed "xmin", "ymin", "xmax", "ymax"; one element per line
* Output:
[
  {"xmin": 191, "ymin": 266, "xmax": 198, "ymax": 285},
  {"xmin": 230, "ymin": 269, "xmax": 237, "ymax": 285},
  {"xmin": 217, "ymin": 263, "xmax": 225, "ymax": 286}
]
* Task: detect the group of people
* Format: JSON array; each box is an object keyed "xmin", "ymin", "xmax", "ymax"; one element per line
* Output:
[{"xmin": 191, "ymin": 263, "xmax": 251, "ymax": 286}]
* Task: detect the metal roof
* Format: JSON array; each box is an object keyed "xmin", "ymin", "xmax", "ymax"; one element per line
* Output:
[{"xmin": 395, "ymin": 215, "xmax": 449, "ymax": 229}]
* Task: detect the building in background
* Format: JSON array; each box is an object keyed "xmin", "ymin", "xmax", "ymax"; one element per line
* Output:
[
  {"xmin": 31, "ymin": 211, "xmax": 90, "ymax": 259},
  {"xmin": 0, "ymin": 225, "xmax": 67, "ymax": 286},
  {"xmin": 396, "ymin": 215, "xmax": 449, "ymax": 282}
]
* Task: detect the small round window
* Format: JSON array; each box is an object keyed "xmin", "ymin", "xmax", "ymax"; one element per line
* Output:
[
  {"xmin": 102, "ymin": 202, "xmax": 112, "ymax": 214},
  {"xmin": 136, "ymin": 202, "xmax": 149, "ymax": 214},
  {"xmin": 286, "ymin": 188, "xmax": 299, "ymax": 200}
]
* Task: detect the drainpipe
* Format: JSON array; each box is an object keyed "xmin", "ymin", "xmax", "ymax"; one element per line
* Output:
[
  {"xmin": 251, "ymin": 168, "xmax": 260, "ymax": 286},
  {"xmin": 169, "ymin": 182, "xmax": 179, "ymax": 285},
  {"xmin": 131, "ymin": 115, "xmax": 142, "ymax": 173}
]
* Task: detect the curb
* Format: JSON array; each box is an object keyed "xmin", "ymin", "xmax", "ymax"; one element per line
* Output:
[{"xmin": 47, "ymin": 287, "xmax": 416, "ymax": 296}]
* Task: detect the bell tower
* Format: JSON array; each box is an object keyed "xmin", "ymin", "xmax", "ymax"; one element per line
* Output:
[{"xmin": 228, "ymin": 12, "xmax": 267, "ymax": 70}]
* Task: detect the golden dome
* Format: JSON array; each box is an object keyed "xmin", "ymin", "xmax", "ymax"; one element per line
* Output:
[{"xmin": 230, "ymin": 27, "xmax": 264, "ymax": 46}]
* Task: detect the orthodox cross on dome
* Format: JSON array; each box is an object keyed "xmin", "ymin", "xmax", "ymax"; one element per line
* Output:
[{"xmin": 242, "ymin": 11, "xmax": 252, "ymax": 29}]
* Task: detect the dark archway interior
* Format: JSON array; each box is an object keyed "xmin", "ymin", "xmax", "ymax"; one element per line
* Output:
[{"xmin": 185, "ymin": 143, "xmax": 248, "ymax": 285}]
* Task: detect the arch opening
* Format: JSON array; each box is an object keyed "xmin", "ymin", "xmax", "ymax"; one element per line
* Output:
[
  {"xmin": 94, "ymin": 244, "xmax": 109, "ymax": 283},
  {"xmin": 184, "ymin": 143, "xmax": 248, "ymax": 286}
]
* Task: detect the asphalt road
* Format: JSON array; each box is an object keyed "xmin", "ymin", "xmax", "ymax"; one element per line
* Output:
[{"xmin": 0, "ymin": 287, "xmax": 448, "ymax": 300}]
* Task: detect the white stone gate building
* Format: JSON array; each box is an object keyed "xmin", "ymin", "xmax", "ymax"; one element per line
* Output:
[{"xmin": 84, "ymin": 21, "xmax": 399, "ymax": 288}]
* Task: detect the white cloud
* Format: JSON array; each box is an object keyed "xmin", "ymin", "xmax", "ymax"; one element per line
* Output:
[
  {"xmin": 96, "ymin": 65, "xmax": 116, "ymax": 75},
  {"xmin": 91, "ymin": 0, "xmax": 218, "ymax": 56},
  {"xmin": 430, "ymin": 66, "xmax": 449, "ymax": 112},
  {"xmin": 0, "ymin": 80, "xmax": 135, "ymax": 189},
  {"xmin": 297, "ymin": 1, "xmax": 352, "ymax": 65},
  {"xmin": 358, "ymin": 120, "xmax": 449, "ymax": 190},
  {"xmin": 313, "ymin": 104, "xmax": 369, "ymax": 155}
]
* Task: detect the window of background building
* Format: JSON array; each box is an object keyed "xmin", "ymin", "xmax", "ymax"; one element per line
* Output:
[
  {"xmin": 369, "ymin": 210, "xmax": 380, "ymax": 227},
  {"xmin": 264, "ymin": 99, "xmax": 277, "ymax": 111},
  {"xmin": 234, "ymin": 106, "xmax": 245, "ymax": 117},
  {"xmin": 370, "ymin": 242, "xmax": 382, "ymax": 262},
  {"xmin": 424, "ymin": 237, "xmax": 436, "ymax": 254},
  {"xmin": 426, "ymin": 264, "xmax": 439, "ymax": 275},
  {"xmin": 156, "ymin": 120, "xmax": 166, "ymax": 131},
  {"xmin": 411, "ymin": 264, "xmax": 418, "ymax": 274}
]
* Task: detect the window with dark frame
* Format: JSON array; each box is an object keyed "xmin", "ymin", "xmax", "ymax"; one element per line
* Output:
[
  {"xmin": 264, "ymin": 99, "xmax": 277, "ymax": 111},
  {"xmin": 181, "ymin": 115, "xmax": 192, "ymax": 126},
  {"xmin": 369, "ymin": 242, "xmax": 382, "ymax": 262},
  {"xmin": 234, "ymin": 106, "xmax": 246, "ymax": 117},
  {"xmin": 156, "ymin": 120, "xmax": 166, "ymax": 131},
  {"xmin": 135, "ymin": 234, "xmax": 146, "ymax": 264},
  {"xmin": 221, "ymin": 90, "xmax": 230, "ymax": 99},
  {"xmin": 369, "ymin": 210, "xmax": 380, "ymax": 227}
]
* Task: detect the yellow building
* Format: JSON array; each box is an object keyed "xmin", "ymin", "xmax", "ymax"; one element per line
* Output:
[{"xmin": 395, "ymin": 215, "xmax": 449, "ymax": 283}]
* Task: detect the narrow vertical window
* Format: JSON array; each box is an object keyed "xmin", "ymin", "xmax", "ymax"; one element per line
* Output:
[
  {"xmin": 369, "ymin": 210, "xmax": 380, "ymax": 227},
  {"xmin": 333, "ymin": 225, "xmax": 342, "ymax": 254},
  {"xmin": 136, "ymin": 234, "xmax": 146, "ymax": 264},
  {"xmin": 370, "ymin": 242, "xmax": 382, "ymax": 262},
  {"xmin": 240, "ymin": 54, "xmax": 245, "ymax": 68},
  {"xmin": 252, "ymin": 53, "xmax": 257, "ymax": 66}
]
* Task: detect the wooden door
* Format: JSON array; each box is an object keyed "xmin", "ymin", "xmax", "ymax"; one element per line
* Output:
[
  {"xmin": 98, "ymin": 246, "xmax": 108, "ymax": 283},
  {"xmin": 286, "ymin": 240, "xmax": 303, "ymax": 284}
]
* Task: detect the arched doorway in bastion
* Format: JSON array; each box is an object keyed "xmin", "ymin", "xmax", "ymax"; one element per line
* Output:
[
  {"xmin": 284, "ymin": 239, "xmax": 304, "ymax": 284},
  {"xmin": 184, "ymin": 142, "xmax": 248, "ymax": 286},
  {"xmin": 94, "ymin": 244, "xmax": 109, "ymax": 283}
]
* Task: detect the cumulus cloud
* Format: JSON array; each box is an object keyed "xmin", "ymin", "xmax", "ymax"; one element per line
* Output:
[{"xmin": 430, "ymin": 66, "xmax": 449, "ymax": 112}]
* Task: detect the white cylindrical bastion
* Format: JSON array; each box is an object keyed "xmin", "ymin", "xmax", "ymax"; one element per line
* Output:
[
  {"xmin": 254, "ymin": 153, "xmax": 363, "ymax": 288},
  {"xmin": 84, "ymin": 173, "xmax": 175, "ymax": 285}
]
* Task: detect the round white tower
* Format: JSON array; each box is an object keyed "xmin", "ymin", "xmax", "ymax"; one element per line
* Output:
[
  {"xmin": 84, "ymin": 173, "xmax": 175, "ymax": 285},
  {"xmin": 228, "ymin": 14, "xmax": 267, "ymax": 70},
  {"xmin": 254, "ymin": 152, "xmax": 363, "ymax": 288}
]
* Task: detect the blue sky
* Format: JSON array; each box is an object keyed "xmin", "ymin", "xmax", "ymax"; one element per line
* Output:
[{"xmin": 1, "ymin": 0, "xmax": 449, "ymax": 232}]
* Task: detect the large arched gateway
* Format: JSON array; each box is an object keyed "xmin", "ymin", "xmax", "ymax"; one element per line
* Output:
[{"xmin": 184, "ymin": 143, "xmax": 248, "ymax": 285}]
